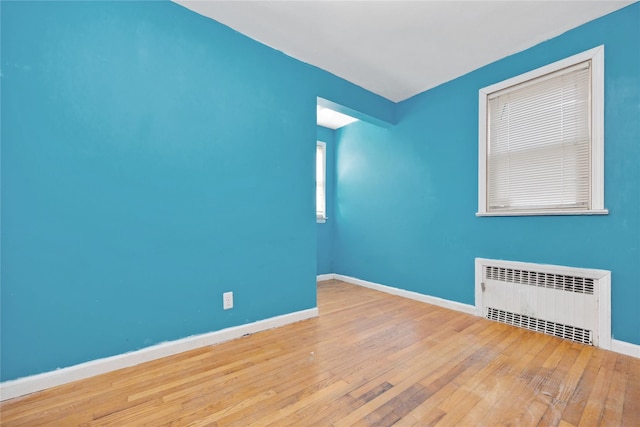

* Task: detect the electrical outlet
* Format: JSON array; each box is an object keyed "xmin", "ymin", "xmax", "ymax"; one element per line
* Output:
[{"xmin": 223, "ymin": 292, "xmax": 233, "ymax": 310}]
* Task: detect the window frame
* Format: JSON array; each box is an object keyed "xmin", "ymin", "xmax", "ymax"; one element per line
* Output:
[
  {"xmin": 316, "ymin": 141, "xmax": 327, "ymax": 223},
  {"xmin": 477, "ymin": 45, "xmax": 607, "ymax": 217}
]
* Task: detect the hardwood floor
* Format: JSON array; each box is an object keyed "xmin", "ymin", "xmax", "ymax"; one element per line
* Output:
[{"xmin": 1, "ymin": 279, "xmax": 638, "ymax": 426}]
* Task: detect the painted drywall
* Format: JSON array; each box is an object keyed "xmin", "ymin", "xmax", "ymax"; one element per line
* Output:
[
  {"xmin": 0, "ymin": 0, "xmax": 393, "ymax": 381},
  {"xmin": 334, "ymin": 3, "xmax": 640, "ymax": 345},
  {"xmin": 316, "ymin": 127, "xmax": 335, "ymax": 275}
]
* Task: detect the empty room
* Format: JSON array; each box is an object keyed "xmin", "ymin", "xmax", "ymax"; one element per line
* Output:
[{"xmin": 1, "ymin": 0, "xmax": 639, "ymax": 425}]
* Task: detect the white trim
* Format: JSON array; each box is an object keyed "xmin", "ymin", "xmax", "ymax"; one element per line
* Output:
[
  {"xmin": 478, "ymin": 88, "xmax": 488, "ymax": 214},
  {"xmin": 480, "ymin": 46, "xmax": 604, "ymax": 99},
  {"xmin": 476, "ymin": 209, "xmax": 609, "ymax": 217},
  {"xmin": 316, "ymin": 141, "xmax": 327, "ymax": 220},
  {"xmin": 590, "ymin": 46, "xmax": 605, "ymax": 212},
  {"xmin": 316, "ymin": 274, "xmax": 336, "ymax": 282},
  {"xmin": 478, "ymin": 45, "xmax": 606, "ymax": 216},
  {"xmin": 334, "ymin": 274, "xmax": 477, "ymax": 315},
  {"xmin": 0, "ymin": 308, "xmax": 318, "ymax": 401},
  {"xmin": 611, "ymin": 339, "xmax": 640, "ymax": 359}
]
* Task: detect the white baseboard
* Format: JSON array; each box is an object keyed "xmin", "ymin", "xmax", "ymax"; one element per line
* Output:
[
  {"xmin": 334, "ymin": 274, "xmax": 478, "ymax": 316},
  {"xmin": 4, "ymin": 276, "xmax": 637, "ymax": 402},
  {"xmin": 611, "ymin": 338, "xmax": 640, "ymax": 358},
  {"xmin": 0, "ymin": 308, "xmax": 318, "ymax": 401}
]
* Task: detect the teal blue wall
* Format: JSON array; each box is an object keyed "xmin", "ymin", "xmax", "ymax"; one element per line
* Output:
[
  {"xmin": 316, "ymin": 127, "xmax": 335, "ymax": 275},
  {"xmin": 334, "ymin": 3, "xmax": 640, "ymax": 345},
  {"xmin": 0, "ymin": 1, "xmax": 393, "ymax": 381},
  {"xmin": 2, "ymin": 0, "xmax": 638, "ymax": 383}
]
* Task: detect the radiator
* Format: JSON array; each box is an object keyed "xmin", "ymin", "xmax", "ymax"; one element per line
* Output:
[{"xmin": 475, "ymin": 258, "xmax": 611, "ymax": 349}]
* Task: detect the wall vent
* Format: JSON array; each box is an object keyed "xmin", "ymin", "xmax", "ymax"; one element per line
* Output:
[
  {"xmin": 476, "ymin": 259, "xmax": 611, "ymax": 349},
  {"xmin": 486, "ymin": 308, "xmax": 592, "ymax": 345},
  {"xmin": 484, "ymin": 266, "xmax": 595, "ymax": 295}
]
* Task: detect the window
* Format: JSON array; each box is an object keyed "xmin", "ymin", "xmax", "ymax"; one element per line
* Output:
[
  {"xmin": 316, "ymin": 142, "xmax": 327, "ymax": 222},
  {"xmin": 478, "ymin": 46, "xmax": 607, "ymax": 216}
]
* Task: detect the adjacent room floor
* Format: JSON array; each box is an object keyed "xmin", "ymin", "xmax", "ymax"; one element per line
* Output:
[{"xmin": 1, "ymin": 279, "xmax": 638, "ymax": 426}]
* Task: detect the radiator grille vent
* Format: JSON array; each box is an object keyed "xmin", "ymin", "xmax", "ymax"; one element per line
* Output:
[
  {"xmin": 486, "ymin": 307, "xmax": 592, "ymax": 345},
  {"xmin": 484, "ymin": 266, "xmax": 594, "ymax": 295}
]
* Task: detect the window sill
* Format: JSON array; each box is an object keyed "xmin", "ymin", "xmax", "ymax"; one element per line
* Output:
[
  {"xmin": 317, "ymin": 216, "xmax": 327, "ymax": 224},
  {"xmin": 476, "ymin": 209, "xmax": 609, "ymax": 217}
]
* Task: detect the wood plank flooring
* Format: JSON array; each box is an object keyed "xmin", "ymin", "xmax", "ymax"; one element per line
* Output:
[{"xmin": 1, "ymin": 279, "xmax": 638, "ymax": 426}]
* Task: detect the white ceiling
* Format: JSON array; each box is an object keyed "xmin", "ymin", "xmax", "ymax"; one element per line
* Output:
[{"xmin": 175, "ymin": 1, "xmax": 633, "ymax": 102}]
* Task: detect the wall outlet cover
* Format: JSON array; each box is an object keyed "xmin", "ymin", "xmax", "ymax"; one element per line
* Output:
[{"xmin": 223, "ymin": 292, "xmax": 233, "ymax": 310}]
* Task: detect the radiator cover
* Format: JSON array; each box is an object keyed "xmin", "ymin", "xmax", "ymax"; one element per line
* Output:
[{"xmin": 475, "ymin": 258, "xmax": 611, "ymax": 348}]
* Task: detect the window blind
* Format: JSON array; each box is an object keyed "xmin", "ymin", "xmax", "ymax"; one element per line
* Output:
[{"xmin": 487, "ymin": 61, "xmax": 592, "ymax": 212}]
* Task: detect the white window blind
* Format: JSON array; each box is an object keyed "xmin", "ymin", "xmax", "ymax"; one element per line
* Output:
[
  {"xmin": 487, "ymin": 61, "xmax": 592, "ymax": 212},
  {"xmin": 316, "ymin": 142, "xmax": 326, "ymax": 219}
]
